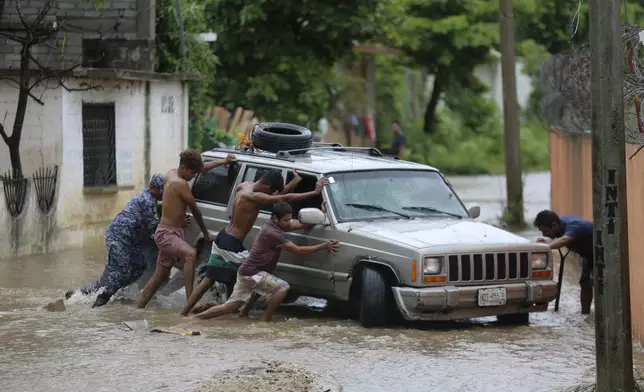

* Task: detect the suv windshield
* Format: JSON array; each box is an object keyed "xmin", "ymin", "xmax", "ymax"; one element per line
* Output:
[{"xmin": 326, "ymin": 170, "xmax": 468, "ymax": 222}]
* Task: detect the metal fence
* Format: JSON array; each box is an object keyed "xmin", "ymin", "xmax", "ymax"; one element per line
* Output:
[
  {"xmin": 0, "ymin": 171, "xmax": 29, "ymax": 218},
  {"xmin": 538, "ymin": 24, "xmax": 644, "ymax": 146}
]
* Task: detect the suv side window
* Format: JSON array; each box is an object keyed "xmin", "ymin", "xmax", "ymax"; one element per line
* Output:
[
  {"xmin": 192, "ymin": 161, "xmax": 241, "ymax": 205},
  {"xmin": 285, "ymin": 170, "xmax": 322, "ymax": 218},
  {"xmin": 242, "ymin": 165, "xmax": 281, "ymax": 213}
]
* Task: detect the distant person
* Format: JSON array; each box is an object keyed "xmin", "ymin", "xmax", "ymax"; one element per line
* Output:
[
  {"xmin": 180, "ymin": 169, "xmax": 329, "ymax": 316},
  {"xmin": 390, "ymin": 120, "xmax": 406, "ymax": 159},
  {"xmin": 137, "ymin": 150, "xmax": 235, "ymax": 309},
  {"xmin": 65, "ymin": 174, "xmax": 166, "ymax": 307},
  {"xmin": 533, "ymin": 210, "xmax": 594, "ymax": 314},
  {"xmin": 191, "ymin": 202, "xmax": 340, "ymax": 322}
]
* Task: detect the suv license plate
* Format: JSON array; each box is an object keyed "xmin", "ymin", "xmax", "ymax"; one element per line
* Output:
[{"xmin": 478, "ymin": 287, "xmax": 507, "ymax": 307}]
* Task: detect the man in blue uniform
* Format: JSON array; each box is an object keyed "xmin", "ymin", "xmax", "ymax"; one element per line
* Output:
[
  {"xmin": 534, "ymin": 210, "xmax": 594, "ymax": 314},
  {"xmin": 65, "ymin": 174, "xmax": 167, "ymax": 307}
]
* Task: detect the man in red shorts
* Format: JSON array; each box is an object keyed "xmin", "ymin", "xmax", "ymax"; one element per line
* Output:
[
  {"xmin": 137, "ymin": 150, "xmax": 234, "ymax": 308},
  {"xmin": 191, "ymin": 202, "xmax": 339, "ymax": 322}
]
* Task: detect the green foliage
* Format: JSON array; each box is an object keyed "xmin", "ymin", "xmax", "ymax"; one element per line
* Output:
[
  {"xmin": 399, "ymin": 0, "xmax": 500, "ymax": 133},
  {"xmin": 156, "ymin": 0, "xmax": 218, "ymax": 151},
  {"xmin": 400, "ymin": 91, "xmax": 548, "ymax": 176},
  {"xmin": 374, "ymin": 56, "xmax": 408, "ymax": 145},
  {"xmin": 189, "ymin": 118, "xmax": 238, "ymax": 152},
  {"xmin": 204, "ymin": 0, "xmax": 398, "ymax": 125}
]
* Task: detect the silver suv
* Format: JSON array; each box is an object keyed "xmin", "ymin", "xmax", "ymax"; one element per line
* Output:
[{"xmin": 183, "ymin": 144, "xmax": 558, "ymax": 327}]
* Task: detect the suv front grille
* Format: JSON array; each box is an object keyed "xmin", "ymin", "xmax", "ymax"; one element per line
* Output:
[{"xmin": 447, "ymin": 252, "xmax": 530, "ymax": 282}]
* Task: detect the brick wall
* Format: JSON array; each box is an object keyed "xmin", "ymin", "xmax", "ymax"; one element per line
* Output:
[{"xmin": 0, "ymin": 0, "xmax": 153, "ymax": 71}]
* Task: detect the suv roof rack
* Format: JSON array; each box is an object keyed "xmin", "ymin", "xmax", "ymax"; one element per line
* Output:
[
  {"xmin": 211, "ymin": 147, "xmax": 296, "ymax": 162},
  {"xmin": 275, "ymin": 146, "xmax": 386, "ymax": 159},
  {"xmin": 210, "ymin": 144, "xmax": 400, "ymax": 162}
]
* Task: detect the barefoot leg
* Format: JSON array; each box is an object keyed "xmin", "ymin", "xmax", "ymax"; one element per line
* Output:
[
  {"xmin": 193, "ymin": 301, "xmax": 244, "ymax": 320},
  {"xmin": 262, "ymin": 288, "xmax": 289, "ymax": 322},
  {"xmin": 137, "ymin": 265, "xmax": 171, "ymax": 309},
  {"xmin": 181, "ymin": 277, "xmax": 212, "ymax": 316}
]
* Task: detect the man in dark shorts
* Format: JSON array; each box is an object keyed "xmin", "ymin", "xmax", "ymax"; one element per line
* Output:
[
  {"xmin": 191, "ymin": 202, "xmax": 340, "ymax": 322},
  {"xmin": 180, "ymin": 169, "xmax": 329, "ymax": 315},
  {"xmin": 534, "ymin": 210, "xmax": 594, "ymax": 314}
]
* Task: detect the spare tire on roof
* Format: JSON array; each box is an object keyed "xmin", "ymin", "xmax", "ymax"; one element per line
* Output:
[{"xmin": 251, "ymin": 122, "xmax": 313, "ymax": 154}]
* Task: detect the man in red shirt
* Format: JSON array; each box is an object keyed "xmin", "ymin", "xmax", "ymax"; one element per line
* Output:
[{"xmin": 192, "ymin": 202, "xmax": 339, "ymax": 322}]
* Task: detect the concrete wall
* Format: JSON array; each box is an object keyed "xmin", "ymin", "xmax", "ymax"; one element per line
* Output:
[
  {"xmin": 473, "ymin": 57, "xmax": 534, "ymax": 114},
  {"xmin": 549, "ymin": 132, "xmax": 644, "ymax": 343},
  {"xmin": 0, "ymin": 0, "xmax": 153, "ymax": 70},
  {"xmin": 0, "ymin": 79, "xmax": 63, "ymax": 174},
  {"xmin": 0, "ymin": 77, "xmax": 187, "ymax": 258}
]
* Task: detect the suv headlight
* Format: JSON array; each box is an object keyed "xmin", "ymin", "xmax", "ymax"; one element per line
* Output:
[
  {"xmin": 531, "ymin": 252, "xmax": 548, "ymax": 270},
  {"xmin": 423, "ymin": 256, "xmax": 443, "ymax": 275}
]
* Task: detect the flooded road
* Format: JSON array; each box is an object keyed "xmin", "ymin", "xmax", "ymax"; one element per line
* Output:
[{"xmin": 1, "ymin": 171, "xmax": 642, "ymax": 392}]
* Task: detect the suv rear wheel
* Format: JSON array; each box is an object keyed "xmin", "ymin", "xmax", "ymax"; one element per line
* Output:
[{"xmin": 360, "ymin": 265, "xmax": 393, "ymax": 328}]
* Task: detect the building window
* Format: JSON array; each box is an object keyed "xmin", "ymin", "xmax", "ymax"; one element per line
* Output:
[
  {"xmin": 82, "ymin": 103, "xmax": 117, "ymax": 188},
  {"xmin": 192, "ymin": 162, "xmax": 241, "ymax": 205}
]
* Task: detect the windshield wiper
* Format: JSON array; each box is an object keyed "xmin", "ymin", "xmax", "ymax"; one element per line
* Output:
[
  {"xmin": 345, "ymin": 203, "xmax": 412, "ymax": 219},
  {"xmin": 401, "ymin": 206, "xmax": 464, "ymax": 219}
]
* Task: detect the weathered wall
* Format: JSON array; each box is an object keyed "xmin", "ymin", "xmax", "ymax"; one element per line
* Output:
[
  {"xmin": 0, "ymin": 78, "xmax": 63, "ymax": 256},
  {"xmin": 0, "ymin": 79, "xmax": 63, "ymax": 174},
  {"xmin": 549, "ymin": 132, "xmax": 644, "ymax": 343},
  {"xmin": 149, "ymin": 81, "xmax": 188, "ymax": 174},
  {"xmin": 0, "ymin": 77, "xmax": 187, "ymax": 258},
  {"xmin": 549, "ymin": 132, "xmax": 593, "ymax": 220},
  {"xmin": 322, "ymin": 118, "xmax": 371, "ymax": 147},
  {"xmin": 0, "ymin": 0, "xmax": 154, "ymax": 70}
]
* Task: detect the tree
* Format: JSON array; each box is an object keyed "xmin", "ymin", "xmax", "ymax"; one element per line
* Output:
[
  {"xmin": 156, "ymin": 0, "xmax": 218, "ymax": 151},
  {"xmin": 400, "ymin": 0, "xmax": 499, "ymax": 134},
  {"xmin": 0, "ymin": 0, "xmax": 100, "ymax": 178},
  {"xmin": 203, "ymin": 0, "xmax": 400, "ymax": 126}
]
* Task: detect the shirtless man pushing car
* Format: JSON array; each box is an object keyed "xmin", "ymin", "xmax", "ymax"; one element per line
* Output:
[
  {"xmin": 137, "ymin": 149, "xmax": 235, "ymax": 309},
  {"xmin": 191, "ymin": 202, "xmax": 340, "ymax": 322},
  {"xmin": 180, "ymin": 169, "xmax": 329, "ymax": 316}
]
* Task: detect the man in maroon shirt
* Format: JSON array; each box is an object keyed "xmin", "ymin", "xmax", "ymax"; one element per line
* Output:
[{"xmin": 192, "ymin": 202, "xmax": 340, "ymax": 322}]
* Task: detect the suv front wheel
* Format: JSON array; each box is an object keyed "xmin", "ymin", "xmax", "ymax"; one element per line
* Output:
[{"xmin": 359, "ymin": 265, "xmax": 393, "ymax": 328}]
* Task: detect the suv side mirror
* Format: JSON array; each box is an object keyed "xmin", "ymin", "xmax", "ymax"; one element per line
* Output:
[
  {"xmin": 468, "ymin": 205, "xmax": 481, "ymax": 219},
  {"xmin": 299, "ymin": 208, "xmax": 329, "ymax": 225}
]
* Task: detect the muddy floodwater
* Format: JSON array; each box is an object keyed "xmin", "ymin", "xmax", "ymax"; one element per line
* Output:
[{"xmin": 2, "ymin": 171, "xmax": 644, "ymax": 392}]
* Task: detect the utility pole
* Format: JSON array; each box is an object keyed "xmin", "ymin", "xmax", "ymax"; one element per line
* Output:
[
  {"xmin": 590, "ymin": 0, "xmax": 634, "ymax": 390},
  {"xmin": 499, "ymin": 0, "xmax": 525, "ymax": 228}
]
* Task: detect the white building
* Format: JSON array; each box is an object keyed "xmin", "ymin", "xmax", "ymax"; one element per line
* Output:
[
  {"xmin": 474, "ymin": 49, "xmax": 534, "ymax": 114},
  {"xmin": 0, "ymin": 70, "xmax": 189, "ymax": 258}
]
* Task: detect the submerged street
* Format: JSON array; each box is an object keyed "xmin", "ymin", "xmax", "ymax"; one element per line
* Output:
[{"xmin": 1, "ymin": 172, "xmax": 641, "ymax": 392}]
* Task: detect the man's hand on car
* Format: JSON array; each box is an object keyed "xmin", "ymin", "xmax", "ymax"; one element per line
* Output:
[
  {"xmin": 183, "ymin": 214, "xmax": 191, "ymax": 228},
  {"xmin": 292, "ymin": 169, "xmax": 303, "ymax": 184},
  {"xmin": 536, "ymin": 237, "xmax": 547, "ymax": 244},
  {"xmin": 325, "ymin": 239, "xmax": 340, "ymax": 254},
  {"xmin": 315, "ymin": 177, "xmax": 330, "ymax": 193},
  {"xmin": 225, "ymin": 153, "xmax": 237, "ymax": 163}
]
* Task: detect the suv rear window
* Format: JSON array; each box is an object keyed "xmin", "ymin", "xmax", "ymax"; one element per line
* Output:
[{"xmin": 192, "ymin": 161, "xmax": 240, "ymax": 205}]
